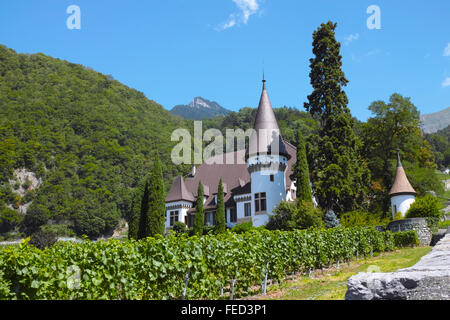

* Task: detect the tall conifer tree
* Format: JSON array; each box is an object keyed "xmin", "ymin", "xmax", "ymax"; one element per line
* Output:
[
  {"xmin": 193, "ymin": 182, "xmax": 204, "ymax": 236},
  {"xmin": 304, "ymin": 21, "xmax": 369, "ymax": 214},
  {"xmin": 128, "ymin": 175, "xmax": 148, "ymax": 240},
  {"xmin": 214, "ymin": 178, "xmax": 226, "ymax": 234},
  {"xmin": 147, "ymin": 154, "xmax": 166, "ymax": 237},
  {"xmin": 137, "ymin": 179, "xmax": 150, "ymax": 240},
  {"xmin": 291, "ymin": 130, "xmax": 312, "ymax": 202}
]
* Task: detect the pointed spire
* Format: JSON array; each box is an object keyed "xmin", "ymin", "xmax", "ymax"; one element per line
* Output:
[
  {"xmin": 253, "ymin": 77, "xmax": 279, "ymax": 131},
  {"xmin": 246, "ymin": 76, "xmax": 290, "ymax": 159},
  {"xmin": 262, "ymin": 69, "xmax": 266, "ymax": 88},
  {"xmin": 396, "ymin": 149, "xmax": 402, "ymax": 167},
  {"xmin": 389, "ymin": 151, "xmax": 417, "ymax": 197}
]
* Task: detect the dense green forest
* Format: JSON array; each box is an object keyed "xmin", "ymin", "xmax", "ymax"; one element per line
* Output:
[
  {"xmin": 0, "ymin": 45, "xmax": 191, "ymax": 238},
  {"xmin": 0, "ymin": 43, "xmax": 446, "ymax": 239}
]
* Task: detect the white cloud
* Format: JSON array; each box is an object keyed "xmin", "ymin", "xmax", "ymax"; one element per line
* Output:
[
  {"xmin": 344, "ymin": 33, "xmax": 359, "ymax": 45},
  {"xmin": 217, "ymin": 0, "xmax": 260, "ymax": 31},
  {"xmin": 442, "ymin": 77, "xmax": 450, "ymax": 87},
  {"xmin": 444, "ymin": 43, "xmax": 450, "ymax": 57},
  {"xmin": 219, "ymin": 16, "xmax": 237, "ymax": 30},
  {"xmin": 233, "ymin": 0, "xmax": 259, "ymax": 23}
]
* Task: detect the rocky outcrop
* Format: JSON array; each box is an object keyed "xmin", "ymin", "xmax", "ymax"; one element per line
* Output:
[
  {"xmin": 7, "ymin": 168, "xmax": 42, "ymax": 214},
  {"xmin": 345, "ymin": 234, "xmax": 450, "ymax": 300}
]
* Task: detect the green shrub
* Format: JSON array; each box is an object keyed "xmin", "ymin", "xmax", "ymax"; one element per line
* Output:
[
  {"xmin": 29, "ymin": 230, "xmax": 58, "ymax": 250},
  {"xmin": 393, "ymin": 211, "xmax": 403, "ymax": 221},
  {"xmin": 0, "ymin": 232, "xmax": 25, "ymax": 241},
  {"xmin": 393, "ymin": 230, "xmax": 419, "ymax": 248},
  {"xmin": 406, "ymin": 194, "xmax": 442, "ymax": 219},
  {"xmin": 438, "ymin": 220, "xmax": 450, "ymax": 229},
  {"xmin": 172, "ymin": 222, "xmax": 187, "ymax": 234},
  {"xmin": 340, "ymin": 211, "xmax": 389, "ymax": 228},
  {"xmin": 231, "ymin": 221, "xmax": 254, "ymax": 234},
  {"xmin": 40, "ymin": 224, "xmax": 75, "ymax": 237},
  {"xmin": 202, "ymin": 225, "xmax": 215, "ymax": 235},
  {"xmin": 0, "ymin": 206, "xmax": 23, "ymax": 233},
  {"xmin": 267, "ymin": 200, "xmax": 324, "ymax": 230},
  {"xmin": 425, "ymin": 217, "xmax": 440, "ymax": 233}
]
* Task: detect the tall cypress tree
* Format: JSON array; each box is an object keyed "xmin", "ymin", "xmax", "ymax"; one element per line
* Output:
[
  {"xmin": 137, "ymin": 179, "xmax": 150, "ymax": 240},
  {"xmin": 291, "ymin": 130, "xmax": 312, "ymax": 202},
  {"xmin": 193, "ymin": 181, "xmax": 204, "ymax": 236},
  {"xmin": 214, "ymin": 178, "xmax": 226, "ymax": 234},
  {"xmin": 147, "ymin": 154, "xmax": 166, "ymax": 237},
  {"xmin": 128, "ymin": 175, "xmax": 148, "ymax": 240},
  {"xmin": 304, "ymin": 21, "xmax": 369, "ymax": 214}
]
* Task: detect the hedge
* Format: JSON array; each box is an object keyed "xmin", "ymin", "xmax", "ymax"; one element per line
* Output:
[{"xmin": 393, "ymin": 230, "xmax": 420, "ymax": 247}]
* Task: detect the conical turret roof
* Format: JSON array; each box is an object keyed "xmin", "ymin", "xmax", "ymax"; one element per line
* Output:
[
  {"xmin": 389, "ymin": 151, "xmax": 417, "ymax": 197},
  {"xmin": 253, "ymin": 79, "xmax": 279, "ymax": 132},
  {"xmin": 246, "ymin": 78, "xmax": 290, "ymax": 159},
  {"xmin": 165, "ymin": 176, "xmax": 195, "ymax": 202}
]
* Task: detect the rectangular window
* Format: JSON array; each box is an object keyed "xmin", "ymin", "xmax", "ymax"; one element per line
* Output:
[
  {"xmin": 205, "ymin": 212, "xmax": 215, "ymax": 226},
  {"xmin": 254, "ymin": 193, "xmax": 267, "ymax": 214},
  {"xmin": 270, "ymin": 174, "xmax": 274, "ymax": 182},
  {"xmin": 230, "ymin": 208, "xmax": 237, "ymax": 223},
  {"xmin": 186, "ymin": 214, "xmax": 194, "ymax": 228},
  {"xmin": 244, "ymin": 203, "xmax": 251, "ymax": 217},
  {"xmin": 170, "ymin": 210, "xmax": 179, "ymax": 226}
]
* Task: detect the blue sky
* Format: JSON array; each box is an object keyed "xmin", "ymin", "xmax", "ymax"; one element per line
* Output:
[{"xmin": 0, "ymin": 0, "xmax": 449, "ymax": 121}]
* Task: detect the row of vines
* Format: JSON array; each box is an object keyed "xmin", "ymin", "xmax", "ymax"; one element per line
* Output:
[{"xmin": 0, "ymin": 227, "xmax": 414, "ymax": 300}]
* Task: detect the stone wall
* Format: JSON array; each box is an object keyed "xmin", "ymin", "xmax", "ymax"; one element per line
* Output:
[
  {"xmin": 345, "ymin": 233, "xmax": 450, "ymax": 300},
  {"xmin": 387, "ymin": 218, "xmax": 432, "ymax": 246}
]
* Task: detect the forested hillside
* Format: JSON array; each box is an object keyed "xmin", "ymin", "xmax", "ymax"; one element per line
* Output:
[
  {"xmin": 0, "ymin": 43, "xmax": 444, "ymax": 239},
  {"xmin": 0, "ymin": 45, "xmax": 191, "ymax": 238}
]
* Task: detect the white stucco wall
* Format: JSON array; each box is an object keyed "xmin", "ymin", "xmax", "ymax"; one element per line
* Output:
[
  {"xmin": 248, "ymin": 155, "xmax": 287, "ymax": 227},
  {"xmin": 391, "ymin": 194, "xmax": 415, "ymax": 218},
  {"xmin": 165, "ymin": 201, "xmax": 192, "ymax": 231}
]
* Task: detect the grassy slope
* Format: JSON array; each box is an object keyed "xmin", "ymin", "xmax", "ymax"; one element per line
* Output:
[{"xmin": 246, "ymin": 246, "xmax": 431, "ymax": 300}]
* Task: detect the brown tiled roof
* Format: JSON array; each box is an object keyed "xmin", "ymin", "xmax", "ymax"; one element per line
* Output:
[
  {"xmin": 389, "ymin": 152, "xmax": 417, "ymax": 196},
  {"xmin": 168, "ymin": 142, "xmax": 297, "ymax": 207},
  {"xmin": 184, "ymin": 151, "xmax": 250, "ymax": 199}
]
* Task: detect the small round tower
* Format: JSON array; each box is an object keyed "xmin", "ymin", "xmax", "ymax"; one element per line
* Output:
[
  {"xmin": 389, "ymin": 151, "xmax": 417, "ymax": 218},
  {"xmin": 246, "ymin": 77, "xmax": 291, "ymax": 226}
]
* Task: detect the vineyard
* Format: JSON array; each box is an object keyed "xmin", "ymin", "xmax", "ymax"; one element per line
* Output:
[{"xmin": 0, "ymin": 227, "xmax": 416, "ymax": 300}]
